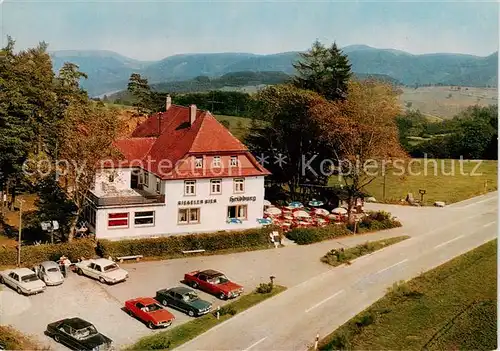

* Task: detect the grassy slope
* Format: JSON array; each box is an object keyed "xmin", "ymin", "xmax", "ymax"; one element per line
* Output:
[
  {"xmin": 214, "ymin": 114, "xmax": 252, "ymax": 140},
  {"xmin": 0, "ymin": 326, "xmax": 42, "ymax": 350},
  {"xmin": 330, "ymin": 159, "xmax": 497, "ymax": 205},
  {"xmin": 129, "ymin": 285, "xmax": 286, "ymax": 350},
  {"xmin": 319, "ymin": 239, "xmax": 497, "ymax": 350}
]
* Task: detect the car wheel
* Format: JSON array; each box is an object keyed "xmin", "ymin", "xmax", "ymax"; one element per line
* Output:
[
  {"xmin": 162, "ymin": 300, "xmax": 168, "ymax": 307},
  {"xmin": 54, "ymin": 335, "xmax": 60, "ymax": 342},
  {"xmin": 147, "ymin": 321, "xmax": 155, "ymax": 329},
  {"xmin": 77, "ymin": 268, "xmax": 83, "ymax": 276},
  {"xmin": 219, "ymin": 292, "xmax": 226, "ymax": 300},
  {"xmin": 16, "ymin": 287, "xmax": 22, "ymax": 295},
  {"xmin": 99, "ymin": 277, "xmax": 106, "ymax": 284},
  {"xmin": 188, "ymin": 310, "xmax": 195, "ymax": 317},
  {"xmin": 0, "ymin": 276, "xmax": 3, "ymax": 284},
  {"xmin": 191, "ymin": 282, "xmax": 198, "ymax": 289}
]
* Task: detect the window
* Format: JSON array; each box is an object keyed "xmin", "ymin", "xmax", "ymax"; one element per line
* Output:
[
  {"xmin": 178, "ymin": 208, "xmax": 200, "ymax": 224},
  {"xmin": 195, "ymin": 157, "xmax": 203, "ymax": 169},
  {"xmin": 227, "ymin": 205, "xmax": 247, "ymax": 220},
  {"xmin": 156, "ymin": 178, "xmax": 161, "ymax": 194},
  {"xmin": 135, "ymin": 211, "xmax": 155, "ymax": 226},
  {"xmin": 142, "ymin": 172, "xmax": 149, "ymax": 187},
  {"xmin": 230, "ymin": 156, "xmax": 238, "ymax": 167},
  {"xmin": 212, "ymin": 156, "xmax": 221, "ymax": 168},
  {"xmin": 210, "ymin": 179, "xmax": 222, "ymax": 194},
  {"xmin": 184, "ymin": 180, "xmax": 196, "ymax": 196},
  {"xmin": 234, "ymin": 178, "xmax": 245, "ymax": 193},
  {"xmin": 108, "ymin": 212, "xmax": 129, "ymax": 228}
]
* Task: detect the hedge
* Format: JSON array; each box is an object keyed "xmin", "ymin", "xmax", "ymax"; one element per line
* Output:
[
  {"xmin": 0, "ymin": 239, "xmax": 97, "ymax": 267},
  {"xmin": 97, "ymin": 226, "xmax": 277, "ymax": 259},
  {"xmin": 285, "ymin": 225, "xmax": 351, "ymax": 245}
]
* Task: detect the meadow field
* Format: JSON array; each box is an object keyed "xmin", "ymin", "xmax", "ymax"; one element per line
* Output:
[
  {"xmin": 361, "ymin": 159, "xmax": 498, "ymax": 205},
  {"xmin": 318, "ymin": 240, "xmax": 497, "ymax": 350},
  {"xmin": 399, "ymin": 86, "xmax": 498, "ymax": 120}
]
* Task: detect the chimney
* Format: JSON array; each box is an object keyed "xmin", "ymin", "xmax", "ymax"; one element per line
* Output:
[
  {"xmin": 189, "ymin": 104, "xmax": 197, "ymax": 125},
  {"xmin": 166, "ymin": 94, "xmax": 172, "ymax": 111}
]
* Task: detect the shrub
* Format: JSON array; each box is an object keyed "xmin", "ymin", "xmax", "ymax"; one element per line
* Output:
[
  {"xmin": 355, "ymin": 312, "xmax": 376, "ymax": 328},
  {"xmin": 0, "ymin": 239, "xmax": 96, "ymax": 267},
  {"xmin": 351, "ymin": 211, "xmax": 402, "ymax": 233},
  {"xmin": 97, "ymin": 227, "xmax": 277, "ymax": 259},
  {"xmin": 218, "ymin": 305, "xmax": 237, "ymax": 316},
  {"xmin": 256, "ymin": 283, "xmax": 273, "ymax": 294}
]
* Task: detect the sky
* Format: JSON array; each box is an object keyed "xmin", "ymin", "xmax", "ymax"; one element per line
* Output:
[{"xmin": 1, "ymin": 0, "xmax": 498, "ymax": 61}]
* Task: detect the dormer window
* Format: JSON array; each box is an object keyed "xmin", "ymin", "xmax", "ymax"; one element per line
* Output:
[
  {"xmin": 195, "ymin": 157, "xmax": 203, "ymax": 169},
  {"xmin": 212, "ymin": 156, "xmax": 221, "ymax": 168},
  {"xmin": 230, "ymin": 156, "xmax": 238, "ymax": 167}
]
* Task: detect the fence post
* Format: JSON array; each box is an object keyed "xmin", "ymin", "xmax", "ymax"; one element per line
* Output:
[{"xmin": 314, "ymin": 333, "xmax": 319, "ymax": 350}]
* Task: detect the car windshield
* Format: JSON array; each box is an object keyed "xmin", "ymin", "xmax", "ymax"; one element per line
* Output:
[
  {"xmin": 73, "ymin": 326, "xmax": 98, "ymax": 340},
  {"xmin": 103, "ymin": 264, "xmax": 119, "ymax": 272},
  {"xmin": 182, "ymin": 292, "xmax": 198, "ymax": 302},
  {"xmin": 144, "ymin": 304, "xmax": 162, "ymax": 312},
  {"xmin": 21, "ymin": 274, "xmax": 39, "ymax": 282},
  {"xmin": 47, "ymin": 267, "xmax": 59, "ymax": 273},
  {"xmin": 209, "ymin": 275, "xmax": 229, "ymax": 284}
]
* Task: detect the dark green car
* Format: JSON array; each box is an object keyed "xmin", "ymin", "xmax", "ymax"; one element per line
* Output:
[{"xmin": 155, "ymin": 287, "xmax": 212, "ymax": 317}]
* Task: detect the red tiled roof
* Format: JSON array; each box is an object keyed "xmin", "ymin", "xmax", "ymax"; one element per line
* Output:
[{"xmin": 112, "ymin": 104, "xmax": 270, "ymax": 180}]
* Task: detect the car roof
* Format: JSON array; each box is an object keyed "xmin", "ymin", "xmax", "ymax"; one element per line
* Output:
[
  {"xmin": 167, "ymin": 286, "xmax": 194, "ymax": 295},
  {"xmin": 12, "ymin": 268, "xmax": 36, "ymax": 276},
  {"xmin": 40, "ymin": 261, "xmax": 59, "ymax": 268},
  {"xmin": 129, "ymin": 297, "xmax": 157, "ymax": 305},
  {"xmin": 62, "ymin": 318, "xmax": 93, "ymax": 329},
  {"xmin": 200, "ymin": 269, "xmax": 223, "ymax": 278},
  {"xmin": 91, "ymin": 258, "xmax": 115, "ymax": 265}
]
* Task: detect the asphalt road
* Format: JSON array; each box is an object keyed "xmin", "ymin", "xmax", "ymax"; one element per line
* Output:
[
  {"xmin": 0, "ymin": 192, "xmax": 496, "ymax": 350},
  {"xmin": 175, "ymin": 192, "xmax": 498, "ymax": 351}
]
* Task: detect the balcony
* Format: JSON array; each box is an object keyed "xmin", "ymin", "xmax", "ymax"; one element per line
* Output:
[{"xmin": 87, "ymin": 187, "xmax": 165, "ymax": 207}]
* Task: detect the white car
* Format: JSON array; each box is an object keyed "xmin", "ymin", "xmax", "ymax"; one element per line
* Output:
[
  {"xmin": 75, "ymin": 258, "xmax": 129, "ymax": 284},
  {"xmin": 0, "ymin": 267, "xmax": 46, "ymax": 295},
  {"xmin": 35, "ymin": 261, "xmax": 65, "ymax": 286}
]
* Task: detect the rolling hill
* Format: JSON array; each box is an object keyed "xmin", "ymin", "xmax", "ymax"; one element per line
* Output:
[{"xmin": 50, "ymin": 45, "xmax": 498, "ymax": 97}]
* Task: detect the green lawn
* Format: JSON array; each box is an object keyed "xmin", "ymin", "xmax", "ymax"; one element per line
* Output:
[
  {"xmin": 128, "ymin": 285, "xmax": 286, "ymax": 350},
  {"xmin": 215, "ymin": 114, "xmax": 253, "ymax": 140},
  {"xmin": 330, "ymin": 159, "xmax": 497, "ymax": 205},
  {"xmin": 318, "ymin": 240, "xmax": 497, "ymax": 350},
  {"xmin": 320, "ymin": 236, "xmax": 410, "ymax": 267}
]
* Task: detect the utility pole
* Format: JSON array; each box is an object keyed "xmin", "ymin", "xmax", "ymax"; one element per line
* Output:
[
  {"xmin": 17, "ymin": 199, "xmax": 25, "ymax": 267},
  {"xmin": 207, "ymin": 91, "xmax": 223, "ymax": 113}
]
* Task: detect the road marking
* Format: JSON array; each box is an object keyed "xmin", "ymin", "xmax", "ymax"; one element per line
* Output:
[
  {"xmin": 376, "ymin": 259, "xmax": 408, "ymax": 274},
  {"xmin": 455, "ymin": 196, "xmax": 497, "ymax": 209},
  {"xmin": 433, "ymin": 235, "xmax": 464, "ymax": 249},
  {"xmin": 242, "ymin": 337, "xmax": 267, "ymax": 351},
  {"xmin": 483, "ymin": 221, "xmax": 496, "ymax": 228},
  {"xmin": 305, "ymin": 290, "xmax": 344, "ymax": 313}
]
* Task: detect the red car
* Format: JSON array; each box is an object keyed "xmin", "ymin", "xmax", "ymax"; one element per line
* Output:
[
  {"xmin": 184, "ymin": 269, "xmax": 244, "ymax": 300},
  {"xmin": 124, "ymin": 297, "xmax": 175, "ymax": 329}
]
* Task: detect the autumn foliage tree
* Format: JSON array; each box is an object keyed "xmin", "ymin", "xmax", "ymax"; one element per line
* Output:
[{"xmin": 311, "ymin": 80, "xmax": 407, "ymax": 220}]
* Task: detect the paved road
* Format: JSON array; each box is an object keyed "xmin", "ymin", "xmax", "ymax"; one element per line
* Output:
[
  {"xmin": 176, "ymin": 192, "xmax": 498, "ymax": 351},
  {"xmin": 0, "ymin": 192, "xmax": 496, "ymax": 349}
]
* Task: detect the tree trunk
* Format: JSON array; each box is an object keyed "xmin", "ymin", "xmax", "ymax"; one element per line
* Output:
[{"xmin": 68, "ymin": 215, "xmax": 78, "ymax": 242}]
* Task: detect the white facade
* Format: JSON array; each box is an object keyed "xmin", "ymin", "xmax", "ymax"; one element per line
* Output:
[{"xmin": 87, "ymin": 168, "xmax": 266, "ymax": 240}]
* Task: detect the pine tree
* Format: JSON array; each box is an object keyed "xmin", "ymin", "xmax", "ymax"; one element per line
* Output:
[
  {"xmin": 293, "ymin": 40, "xmax": 352, "ymax": 101},
  {"xmin": 127, "ymin": 73, "xmax": 152, "ymax": 115}
]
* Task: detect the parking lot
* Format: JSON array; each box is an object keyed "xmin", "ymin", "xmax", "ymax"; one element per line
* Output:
[{"xmin": 0, "ymin": 225, "xmax": 406, "ymax": 349}]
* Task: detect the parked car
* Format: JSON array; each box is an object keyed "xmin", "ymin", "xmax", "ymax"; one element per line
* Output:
[
  {"xmin": 35, "ymin": 261, "xmax": 64, "ymax": 286},
  {"xmin": 45, "ymin": 317, "xmax": 113, "ymax": 350},
  {"xmin": 0, "ymin": 268, "xmax": 46, "ymax": 295},
  {"xmin": 184, "ymin": 269, "xmax": 243, "ymax": 300},
  {"xmin": 155, "ymin": 286, "xmax": 212, "ymax": 317},
  {"xmin": 124, "ymin": 297, "xmax": 175, "ymax": 329},
  {"xmin": 74, "ymin": 258, "xmax": 128, "ymax": 284}
]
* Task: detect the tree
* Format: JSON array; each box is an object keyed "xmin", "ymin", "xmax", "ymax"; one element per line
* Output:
[
  {"xmin": 293, "ymin": 40, "xmax": 352, "ymax": 101},
  {"xmin": 127, "ymin": 73, "xmax": 152, "ymax": 115},
  {"xmin": 245, "ymin": 85, "xmax": 332, "ymax": 200},
  {"xmin": 57, "ymin": 101, "xmax": 120, "ymax": 241},
  {"xmin": 311, "ymin": 80, "xmax": 407, "ymax": 221}
]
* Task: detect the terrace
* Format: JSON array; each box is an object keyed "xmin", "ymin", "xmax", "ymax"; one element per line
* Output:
[{"xmin": 87, "ymin": 184, "xmax": 165, "ymax": 207}]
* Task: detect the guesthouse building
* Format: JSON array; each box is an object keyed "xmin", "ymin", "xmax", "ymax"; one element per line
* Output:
[{"xmin": 84, "ymin": 96, "xmax": 270, "ymax": 240}]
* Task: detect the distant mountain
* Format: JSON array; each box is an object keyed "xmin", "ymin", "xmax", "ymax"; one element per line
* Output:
[{"xmin": 50, "ymin": 46, "xmax": 498, "ymax": 96}]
